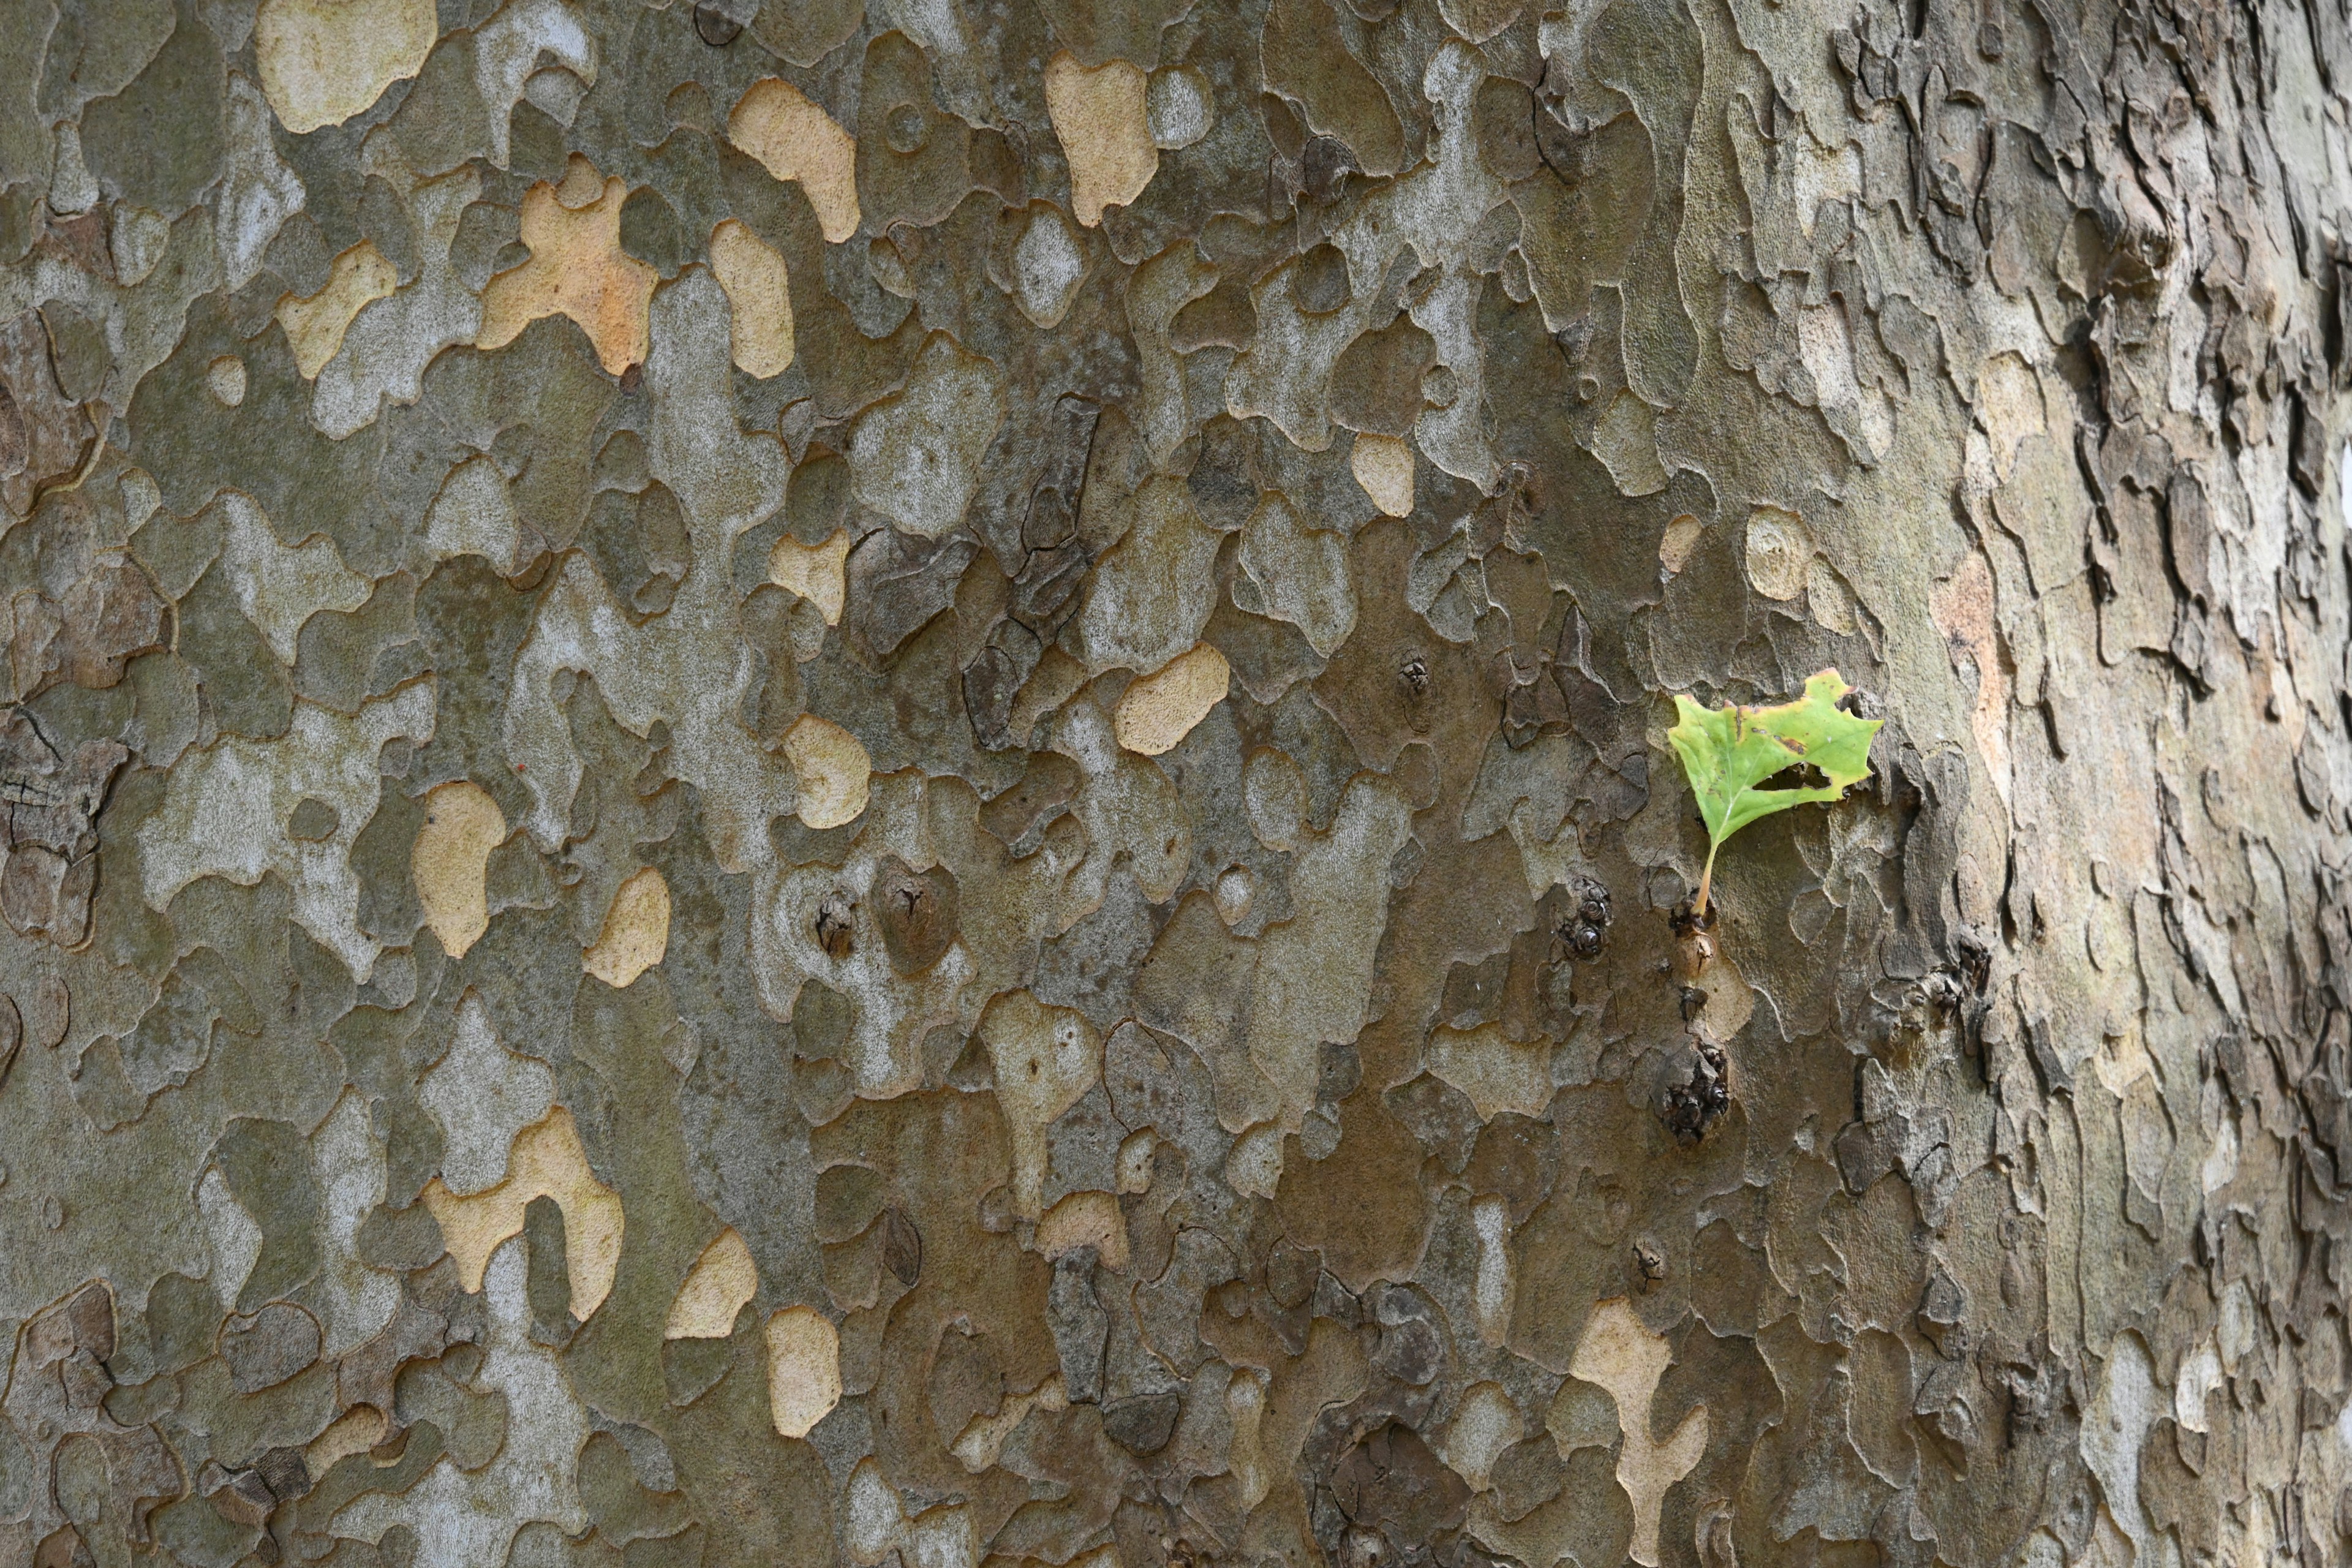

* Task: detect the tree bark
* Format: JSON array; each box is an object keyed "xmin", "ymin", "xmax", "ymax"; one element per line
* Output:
[{"xmin": 0, "ymin": 0, "xmax": 2347, "ymax": 1565}]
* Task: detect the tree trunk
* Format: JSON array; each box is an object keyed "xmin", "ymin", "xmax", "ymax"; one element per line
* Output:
[{"xmin": 1, "ymin": 0, "xmax": 2347, "ymax": 1564}]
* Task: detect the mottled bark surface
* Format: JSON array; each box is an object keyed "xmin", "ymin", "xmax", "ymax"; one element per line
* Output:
[{"xmin": 1, "ymin": 0, "xmax": 2349, "ymax": 1564}]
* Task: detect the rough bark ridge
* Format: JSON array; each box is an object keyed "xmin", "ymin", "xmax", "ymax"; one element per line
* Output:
[{"xmin": 1, "ymin": 0, "xmax": 2348, "ymax": 1562}]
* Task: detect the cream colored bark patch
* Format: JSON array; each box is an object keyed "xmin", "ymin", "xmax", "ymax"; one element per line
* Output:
[
  {"xmin": 978, "ymin": 990, "xmax": 1102, "ymax": 1218},
  {"xmin": 1114, "ymin": 643, "xmax": 1230, "ymax": 755},
  {"xmin": 769, "ymin": 529, "xmax": 850, "ymax": 625},
  {"xmin": 277, "ymin": 241, "xmax": 396, "ymax": 379},
  {"xmin": 1977, "ymin": 351, "xmax": 2047, "ymax": 481},
  {"xmin": 477, "ymin": 170, "xmax": 658, "ymax": 375},
  {"xmin": 421, "ymin": 1106, "xmax": 624, "ymax": 1317},
  {"xmin": 952, "ymin": 1379, "xmax": 1069, "ymax": 1473},
  {"xmin": 709, "ymin": 220, "xmax": 795, "ymax": 378},
  {"xmin": 1036, "ymin": 1189, "xmax": 1128, "ymax": 1270},
  {"xmin": 584, "ymin": 866, "xmax": 671, "ymax": 989},
  {"xmin": 1743, "ymin": 505, "xmax": 1815, "ymax": 601},
  {"xmin": 782, "ymin": 714, "xmax": 870, "ymax": 829},
  {"xmin": 1659, "ymin": 512, "xmax": 1703, "ymax": 576},
  {"xmin": 1351, "ymin": 432, "xmax": 1415, "ymax": 517},
  {"xmin": 306, "ymin": 1404, "xmax": 388, "ymax": 1473},
  {"xmin": 765, "ymin": 1305, "xmax": 842, "ymax": 1438},
  {"xmin": 1570, "ymin": 1298, "xmax": 1709, "ymax": 1567},
  {"xmin": 666, "ymin": 1228, "xmax": 757, "ymax": 1340},
  {"xmin": 1425, "ymin": 1023, "xmax": 1552, "ymax": 1120},
  {"xmin": 728, "ymin": 79, "xmax": 861, "ymax": 244},
  {"xmin": 413, "ymin": 780, "xmax": 505, "ymax": 959},
  {"xmin": 255, "ymin": 0, "xmax": 436, "ymax": 134},
  {"xmin": 1044, "ymin": 53, "xmax": 1158, "ymax": 227}
]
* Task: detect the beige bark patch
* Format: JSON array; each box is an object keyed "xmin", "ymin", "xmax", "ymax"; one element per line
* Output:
[
  {"xmin": 781, "ymin": 713, "xmax": 870, "ymax": 829},
  {"xmin": 305, "ymin": 1404, "xmax": 388, "ymax": 1474},
  {"xmin": 728, "ymin": 79, "xmax": 861, "ymax": 244},
  {"xmin": 1659, "ymin": 513, "xmax": 1703, "ymax": 576},
  {"xmin": 709, "ymin": 220, "xmax": 795, "ymax": 379},
  {"xmin": 584, "ymin": 865, "xmax": 671, "ymax": 989},
  {"xmin": 665, "ymin": 1227, "xmax": 757, "ymax": 1340},
  {"xmin": 1743, "ymin": 506, "xmax": 1815, "ymax": 601},
  {"xmin": 1425, "ymin": 1023, "xmax": 1553, "ymax": 1120},
  {"xmin": 412, "ymin": 780, "xmax": 505, "ymax": 959},
  {"xmin": 1806, "ymin": 556, "xmax": 1858, "ymax": 635},
  {"xmin": 1114, "ymin": 643, "xmax": 1230, "ymax": 756},
  {"xmin": 978, "ymin": 990, "xmax": 1102, "ymax": 1218},
  {"xmin": 1977, "ymin": 351, "xmax": 2047, "ymax": 481},
  {"xmin": 765, "ymin": 1305, "xmax": 842, "ymax": 1438},
  {"xmin": 1351, "ymin": 432, "xmax": 1415, "ymax": 518},
  {"xmin": 1036, "ymin": 1189, "xmax": 1128, "ymax": 1270},
  {"xmin": 1044, "ymin": 53, "xmax": 1158, "ymax": 227},
  {"xmin": 477, "ymin": 171, "xmax": 658, "ymax": 375},
  {"xmin": 421, "ymin": 1106, "xmax": 625, "ymax": 1317},
  {"xmin": 277, "ymin": 241, "xmax": 397, "ymax": 379},
  {"xmin": 255, "ymin": 0, "xmax": 437, "ymax": 134},
  {"xmin": 952, "ymin": 1378, "xmax": 1069, "ymax": 1473},
  {"xmin": 1570, "ymin": 1298, "xmax": 1709, "ymax": 1567},
  {"xmin": 769, "ymin": 529, "xmax": 850, "ymax": 625}
]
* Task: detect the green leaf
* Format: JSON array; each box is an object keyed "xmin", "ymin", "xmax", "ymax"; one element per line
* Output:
[{"xmin": 1668, "ymin": 669, "xmax": 1883, "ymax": 914}]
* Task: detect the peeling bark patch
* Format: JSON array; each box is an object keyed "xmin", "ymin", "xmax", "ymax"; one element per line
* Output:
[
  {"xmin": 709, "ymin": 221, "xmax": 795, "ymax": 379},
  {"xmin": 255, "ymin": 0, "xmax": 435, "ymax": 133},
  {"xmin": 1571, "ymin": 1299, "xmax": 1708, "ymax": 1567},
  {"xmin": 412, "ymin": 780, "xmax": 505, "ymax": 959},
  {"xmin": 584, "ymin": 865, "xmax": 671, "ymax": 988},
  {"xmin": 277, "ymin": 243, "xmax": 398, "ymax": 380},
  {"xmin": 728, "ymin": 79, "xmax": 862, "ymax": 244},
  {"xmin": 665, "ymin": 1227, "xmax": 756, "ymax": 1339},
  {"xmin": 421, "ymin": 1106, "xmax": 623, "ymax": 1316},
  {"xmin": 769, "ymin": 529, "xmax": 850, "ymax": 625},
  {"xmin": 780, "ymin": 714, "xmax": 869, "ymax": 829},
  {"xmin": 1113, "ymin": 641, "xmax": 1229, "ymax": 755},
  {"xmin": 1351, "ymin": 432, "xmax": 1415, "ymax": 517},
  {"xmin": 477, "ymin": 170, "xmax": 658, "ymax": 376},
  {"xmin": 1044, "ymin": 53, "xmax": 1158, "ymax": 227},
  {"xmin": 763, "ymin": 1305, "xmax": 840, "ymax": 1438}
]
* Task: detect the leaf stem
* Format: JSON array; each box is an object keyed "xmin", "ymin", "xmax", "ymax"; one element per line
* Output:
[{"xmin": 1695, "ymin": 842, "xmax": 1718, "ymax": 921}]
